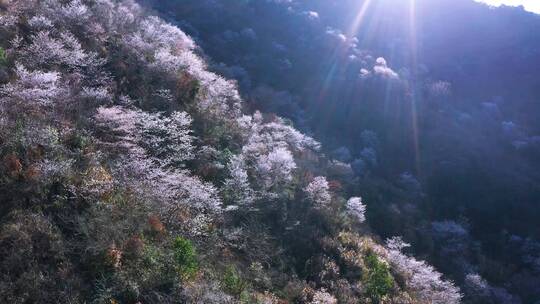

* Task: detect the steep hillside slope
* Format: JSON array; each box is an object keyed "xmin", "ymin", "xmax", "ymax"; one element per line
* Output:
[
  {"xmin": 141, "ymin": 1, "xmax": 540, "ymax": 303},
  {"xmin": 0, "ymin": 0, "xmax": 461, "ymax": 303}
]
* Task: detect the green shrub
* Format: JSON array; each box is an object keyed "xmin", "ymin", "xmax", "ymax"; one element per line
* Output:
[
  {"xmin": 0, "ymin": 47, "xmax": 6, "ymax": 66},
  {"xmin": 363, "ymin": 252, "xmax": 394, "ymax": 303},
  {"xmin": 172, "ymin": 236, "xmax": 198, "ymax": 279},
  {"xmin": 222, "ymin": 265, "xmax": 248, "ymax": 297},
  {"xmin": 67, "ymin": 132, "xmax": 90, "ymax": 151}
]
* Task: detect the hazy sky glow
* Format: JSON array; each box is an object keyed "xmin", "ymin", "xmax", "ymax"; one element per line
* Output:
[{"xmin": 475, "ymin": 0, "xmax": 540, "ymax": 13}]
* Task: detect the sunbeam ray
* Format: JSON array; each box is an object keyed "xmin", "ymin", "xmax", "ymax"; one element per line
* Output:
[
  {"xmin": 347, "ymin": 0, "xmax": 373, "ymax": 38},
  {"xmin": 407, "ymin": 0, "xmax": 421, "ymax": 174}
]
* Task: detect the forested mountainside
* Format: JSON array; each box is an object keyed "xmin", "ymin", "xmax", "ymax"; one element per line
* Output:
[
  {"xmin": 0, "ymin": 0, "xmax": 539, "ymax": 303},
  {"xmin": 0, "ymin": 0, "xmax": 466, "ymax": 303},
  {"xmin": 139, "ymin": 0, "xmax": 540, "ymax": 303}
]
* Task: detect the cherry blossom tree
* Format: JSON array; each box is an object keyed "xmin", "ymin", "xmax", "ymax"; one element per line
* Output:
[
  {"xmin": 305, "ymin": 176, "xmax": 331, "ymax": 207},
  {"xmin": 139, "ymin": 111, "xmax": 195, "ymax": 167},
  {"xmin": 94, "ymin": 105, "xmax": 221, "ymax": 217},
  {"xmin": 223, "ymin": 155, "xmax": 255, "ymax": 206},
  {"xmin": 310, "ymin": 289, "xmax": 337, "ymax": 304},
  {"xmin": 94, "ymin": 106, "xmax": 194, "ymax": 167},
  {"xmin": 346, "ymin": 197, "xmax": 366, "ymax": 223},
  {"xmin": 19, "ymin": 31, "xmax": 100, "ymax": 71},
  {"xmin": 256, "ymin": 147, "xmax": 296, "ymax": 190},
  {"xmin": 385, "ymin": 237, "xmax": 462, "ymax": 304},
  {"xmin": 1, "ymin": 64, "xmax": 63, "ymax": 107}
]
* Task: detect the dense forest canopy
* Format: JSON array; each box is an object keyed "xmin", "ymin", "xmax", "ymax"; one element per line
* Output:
[{"xmin": 0, "ymin": 0, "xmax": 539, "ymax": 303}]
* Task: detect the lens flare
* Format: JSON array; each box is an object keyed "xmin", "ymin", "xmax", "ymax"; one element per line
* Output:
[
  {"xmin": 408, "ymin": 0, "xmax": 421, "ymax": 173},
  {"xmin": 347, "ymin": 0, "xmax": 373, "ymax": 38}
]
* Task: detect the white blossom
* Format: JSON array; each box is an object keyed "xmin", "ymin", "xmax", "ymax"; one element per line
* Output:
[
  {"xmin": 259, "ymin": 122, "xmax": 320, "ymax": 152},
  {"xmin": 305, "ymin": 176, "xmax": 331, "ymax": 207},
  {"xmin": 1, "ymin": 64, "xmax": 62, "ymax": 106},
  {"xmin": 304, "ymin": 11, "xmax": 320, "ymax": 20},
  {"xmin": 20, "ymin": 31, "xmax": 89, "ymax": 69},
  {"xmin": 95, "ymin": 106, "xmax": 194, "ymax": 166},
  {"xmin": 373, "ymin": 57, "xmax": 399, "ymax": 79},
  {"xmin": 94, "ymin": 106, "xmax": 220, "ymax": 215},
  {"xmin": 138, "ymin": 16, "xmax": 195, "ymax": 51},
  {"xmin": 55, "ymin": 0, "xmax": 90, "ymax": 24},
  {"xmin": 385, "ymin": 237, "xmax": 462, "ymax": 304},
  {"xmin": 36, "ymin": 159, "xmax": 75, "ymax": 182},
  {"xmin": 464, "ymin": 273, "xmax": 490, "ymax": 297},
  {"xmin": 310, "ymin": 289, "xmax": 337, "ymax": 304},
  {"xmin": 28, "ymin": 15, "xmax": 54, "ymax": 29},
  {"xmin": 346, "ymin": 197, "xmax": 366, "ymax": 223},
  {"xmin": 256, "ymin": 147, "xmax": 296, "ymax": 189},
  {"xmin": 94, "ymin": 106, "xmax": 140, "ymax": 150},
  {"xmin": 140, "ymin": 111, "xmax": 195, "ymax": 167},
  {"xmin": 80, "ymin": 87, "xmax": 112, "ymax": 102},
  {"xmin": 223, "ymin": 155, "xmax": 255, "ymax": 205}
]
